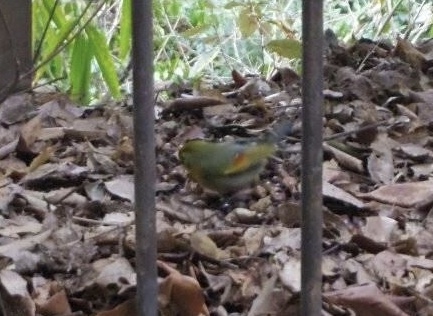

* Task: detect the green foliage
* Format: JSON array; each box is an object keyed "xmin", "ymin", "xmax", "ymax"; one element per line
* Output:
[
  {"xmin": 85, "ymin": 25, "xmax": 121, "ymax": 100},
  {"xmin": 266, "ymin": 39, "xmax": 302, "ymax": 60},
  {"xmin": 118, "ymin": 0, "xmax": 132, "ymax": 61},
  {"xmin": 153, "ymin": 0, "xmax": 432, "ymax": 80},
  {"xmin": 70, "ymin": 35, "xmax": 92, "ymax": 104},
  {"xmin": 324, "ymin": 0, "xmax": 432, "ymax": 42},
  {"xmin": 33, "ymin": 0, "xmax": 123, "ymax": 104},
  {"xmin": 31, "ymin": 0, "xmax": 433, "ymax": 103}
]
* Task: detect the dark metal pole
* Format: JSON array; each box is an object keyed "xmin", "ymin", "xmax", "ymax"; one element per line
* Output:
[
  {"xmin": 132, "ymin": 0, "xmax": 157, "ymax": 315},
  {"xmin": 301, "ymin": 0, "xmax": 324, "ymax": 315}
]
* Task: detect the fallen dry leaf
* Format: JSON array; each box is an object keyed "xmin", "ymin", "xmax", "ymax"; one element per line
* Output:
[
  {"xmin": 325, "ymin": 283, "xmax": 411, "ymax": 316},
  {"xmin": 158, "ymin": 261, "xmax": 209, "ymax": 316},
  {"xmin": 0, "ymin": 270, "xmax": 35, "ymax": 316}
]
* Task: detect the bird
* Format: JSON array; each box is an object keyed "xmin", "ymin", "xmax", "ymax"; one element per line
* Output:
[{"xmin": 178, "ymin": 120, "xmax": 292, "ymax": 194}]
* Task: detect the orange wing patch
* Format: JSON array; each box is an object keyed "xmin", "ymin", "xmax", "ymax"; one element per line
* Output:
[{"xmin": 224, "ymin": 152, "xmax": 250, "ymax": 175}]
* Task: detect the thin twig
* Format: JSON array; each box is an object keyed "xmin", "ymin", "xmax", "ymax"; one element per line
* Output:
[
  {"xmin": 323, "ymin": 120, "xmax": 389, "ymax": 142},
  {"xmin": 403, "ymin": 0, "xmax": 428, "ymax": 40},
  {"xmin": 283, "ymin": 120, "xmax": 392, "ymax": 153},
  {"xmin": 374, "ymin": 0, "xmax": 404, "ymax": 39}
]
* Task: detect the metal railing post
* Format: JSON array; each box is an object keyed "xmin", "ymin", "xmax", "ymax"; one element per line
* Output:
[
  {"xmin": 132, "ymin": 0, "xmax": 157, "ymax": 315},
  {"xmin": 301, "ymin": 0, "xmax": 324, "ymax": 315}
]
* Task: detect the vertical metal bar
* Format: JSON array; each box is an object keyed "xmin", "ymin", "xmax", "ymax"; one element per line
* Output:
[
  {"xmin": 132, "ymin": 0, "xmax": 157, "ymax": 315},
  {"xmin": 301, "ymin": 0, "xmax": 324, "ymax": 315}
]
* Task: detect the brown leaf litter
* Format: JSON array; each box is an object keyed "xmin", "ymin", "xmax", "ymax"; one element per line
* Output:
[{"xmin": 0, "ymin": 34, "xmax": 432, "ymax": 315}]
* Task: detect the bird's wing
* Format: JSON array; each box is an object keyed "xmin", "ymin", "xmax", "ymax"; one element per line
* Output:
[
  {"xmin": 223, "ymin": 143, "xmax": 275, "ymax": 175},
  {"xmin": 223, "ymin": 152, "xmax": 251, "ymax": 175}
]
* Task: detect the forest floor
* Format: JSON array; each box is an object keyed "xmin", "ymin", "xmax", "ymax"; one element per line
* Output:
[{"xmin": 0, "ymin": 35, "xmax": 433, "ymax": 315}]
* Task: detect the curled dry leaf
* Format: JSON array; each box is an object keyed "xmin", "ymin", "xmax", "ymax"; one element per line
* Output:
[
  {"xmin": 158, "ymin": 260, "xmax": 209, "ymax": 316},
  {"xmin": 35, "ymin": 289, "xmax": 72, "ymax": 316},
  {"xmin": 95, "ymin": 298, "xmax": 135, "ymax": 316}
]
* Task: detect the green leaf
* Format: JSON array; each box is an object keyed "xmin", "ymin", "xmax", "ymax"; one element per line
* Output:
[
  {"xmin": 42, "ymin": 0, "xmax": 67, "ymax": 28},
  {"xmin": 86, "ymin": 25, "xmax": 121, "ymax": 99},
  {"xmin": 266, "ymin": 39, "xmax": 302, "ymax": 59},
  {"xmin": 42, "ymin": 19, "xmax": 77, "ymax": 61},
  {"xmin": 70, "ymin": 34, "xmax": 92, "ymax": 104},
  {"xmin": 119, "ymin": 0, "xmax": 132, "ymax": 60},
  {"xmin": 238, "ymin": 8, "xmax": 258, "ymax": 38}
]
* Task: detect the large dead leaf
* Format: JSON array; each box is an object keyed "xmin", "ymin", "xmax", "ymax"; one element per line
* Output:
[
  {"xmin": 362, "ymin": 181, "xmax": 433, "ymax": 209},
  {"xmin": 368, "ymin": 134, "xmax": 394, "ymax": 184},
  {"xmin": 325, "ymin": 283, "xmax": 411, "ymax": 316},
  {"xmin": 323, "ymin": 181, "xmax": 365, "ymax": 209},
  {"xmin": 0, "ymin": 270, "xmax": 35, "ymax": 316},
  {"xmin": 158, "ymin": 261, "xmax": 209, "ymax": 316},
  {"xmin": 104, "ymin": 175, "xmax": 134, "ymax": 202}
]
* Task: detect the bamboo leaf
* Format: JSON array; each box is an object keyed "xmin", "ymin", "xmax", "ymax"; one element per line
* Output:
[
  {"xmin": 119, "ymin": 0, "xmax": 132, "ymax": 60},
  {"xmin": 42, "ymin": 20, "xmax": 77, "ymax": 60},
  {"xmin": 86, "ymin": 25, "xmax": 121, "ymax": 99},
  {"xmin": 42, "ymin": 0, "xmax": 67, "ymax": 28},
  {"xmin": 70, "ymin": 34, "xmax": 92, "ymax": 104}
]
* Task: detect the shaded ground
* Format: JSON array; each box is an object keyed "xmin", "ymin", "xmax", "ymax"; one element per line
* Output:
[{"xmin": 0, "ymin": 35, "xmax": 433, "ymax": 315}]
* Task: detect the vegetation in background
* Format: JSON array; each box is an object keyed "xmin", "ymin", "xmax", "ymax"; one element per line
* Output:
[
  {"xmin": 32, "ymin": 0, "xmax": 128, "ymax": 104},
  {"xmin": 32, "ymin": 0, "xmax": 433, "ymax": 104}
]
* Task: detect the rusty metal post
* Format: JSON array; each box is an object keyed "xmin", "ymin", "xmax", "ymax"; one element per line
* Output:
[
  {"xmin": 301, "ymin": 0, "xmax": 324, "ymax": 315},
  {"xmin": 132, "ymin": 0, "xmax": 157, "ymax": 315}
]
